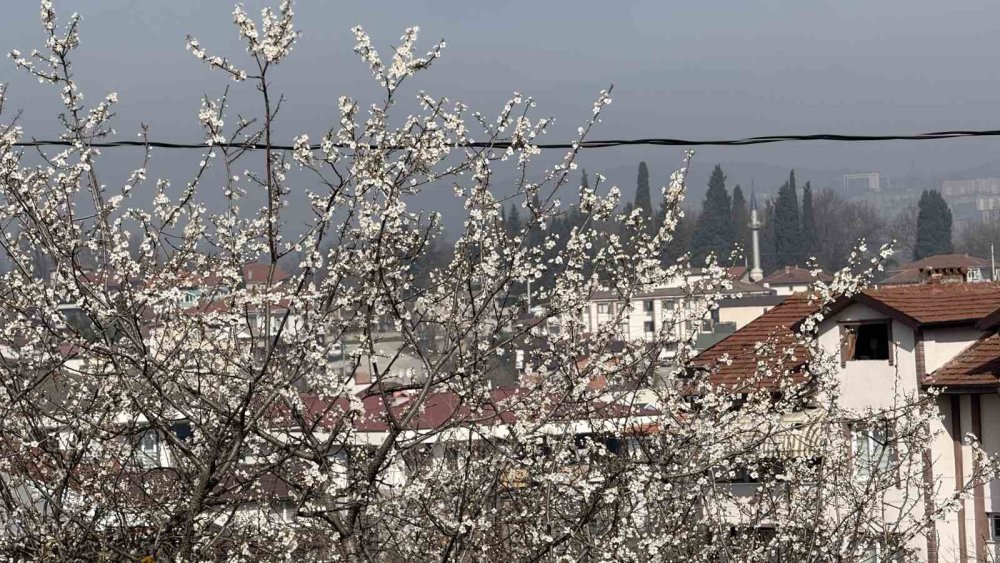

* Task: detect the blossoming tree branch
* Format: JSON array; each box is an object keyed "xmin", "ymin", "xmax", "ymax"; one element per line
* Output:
[{"xmin": 0, "ymin": 1, "xmax": 993, "ymax": 561}]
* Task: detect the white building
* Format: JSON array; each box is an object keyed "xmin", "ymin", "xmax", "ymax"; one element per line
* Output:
[{"xmin": 697, "ymin": 280, "xmax": 1000, "ymax": 562}]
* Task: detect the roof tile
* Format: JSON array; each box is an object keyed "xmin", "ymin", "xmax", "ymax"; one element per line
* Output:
[
  {"xmin": 859, "ymin": 282, "xmax": 1000, "ymax": 326},
  {"xmin": 763, "ymin": 266, "xmax": 833, "ymax": 285},
  {"xmin": 924, "ymin": 333, "xmax": 1000, "ymax": 387},
  {"xmin": 694, "ymin": 293, "xmax": 822, "ymax": 389}
]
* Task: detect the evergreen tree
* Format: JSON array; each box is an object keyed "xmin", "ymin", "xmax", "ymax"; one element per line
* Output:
[
  {"xmin": 634, "ymin": 161, "xmax": 659, "ymax": 236},
  {"xmin": 773, "ymin": 170, "xmax": 801, "ymax": 267},
  {"xmin": 730, "ymin": 185, "xmax": 751, "ymax": 262},
  {"xmin": 801, "ymin": 181, "xmax": 817, "ymax": 260},
  {"xmin": 661, "ymin": 210, "xmax": 696, "ymax": 265},
  {"xmin": 635, "ymin": 162, "xmax": 652, "ymax": 217},
  {"xmin": 914, "ymin": 190, "xmax": 953, "ymax": 259},
  {"xmin": 691, "ymin": 165, "xmax": 734, "ymax": 264},
  {"xmin": 760, "ymin": 199, "xmax": 778, "ymax": 274},
  {"xmin": 506, "ymin": 203, "xmax": 521, "ymax": 236},
  {"xmin": 526, "ymin": 192, "xmax": 544, "ymax": 250}
]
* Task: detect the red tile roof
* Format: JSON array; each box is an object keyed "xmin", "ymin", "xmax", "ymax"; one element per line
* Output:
[
  {"xmin": 694, "ymin": 293, "xmax": 822, "ymax": 390},
  {"xmin": 979, "ymin": 307, "xmax": 1000, "ymax": 331},
  {"xmin": 763, "ymin": 266, "xmax": 833, "ymax": 285},
  {"xmin": 243, "ymin": 263, "xmax": 291, "ymax": 285},
  {"xmin": 901, "ymin": 253, "xmax": 990, "ymax": 270},
  {"xmin": 924, "ymin": 333, "xmax": 1000, "ymax": 388},
  {"xmin": 696, "ymin": 283, "xmax": 1000, "ymax": 390},
  {"xmin": 290, "ymin": 388, "xmax": 653, "ymax": 433},
  {"xmin": 590, "ymin": 279, "xmax": 772, "ymax": 302},
  {"xmin": 857, "ymin": 282, "xmax": 1000, "ymax": 327},
  {"xmin": 882, "ymin": 254, "xmax": 991, "ymax": 286},
  {"xmin": 881, "ymin": 268, "xmax": 922, "ymax": 285}
]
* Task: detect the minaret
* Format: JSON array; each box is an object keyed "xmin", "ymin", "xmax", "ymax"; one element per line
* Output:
[{"xmin": 749, "ymin": 189, "xmax": 764, "ymax": 283}]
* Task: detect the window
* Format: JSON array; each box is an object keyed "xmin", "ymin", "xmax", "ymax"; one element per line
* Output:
[
  {"xmin": 989, "ymin": 513, "xmax": 1000, "ymax": 542},
  {"xmin": 661, "ymin": 299, "xmax": 677, "ymax": 311},
  {"xmin": 860, "ymin": 540, "xmax": 903, "ymax": 563},
  {"xmin": 570, "ymin": 433, "xmax": 621, "ymax": 463},
  {"xmin": 717, "ymin": 461, "xmax": 784, "ymax": 484},
  {"xmin": 642, "ymin": 300, "xmax": 654, "ymax": 312},
  {"xmin": 724, "ymin": 527, "xmax": 782, "ymax": 563},
  {"xmin": 854, "ymin": 424, "xmax": 893, "ymax": 479},
  {"xmin": 618, "ymin": 320, "xmax": 629, "ymax": 337},
  {"xmin": 720, "ymin": 466, "xmax": 758, "ymax": 484},
  {"xmin": 597, "ymin": 303, "xmax": 612, "ymax": 314},
  {"xmin": 138, "ymin": 430, "xmax": 161, "ymax": 469},
  {"xmin": 273, "ymin": 501, "xmax": 296, "ymax": 523},
  {"xmin": 841, "ymin": 322, "xmax": 892, "ymax": 364},
  {"xmin": 172, "ymin": 421, "xmax": 193, "ymax": 442},
  {"xmin": 643, "ymin": 320, "xmax": 655, "ymax": 333}
]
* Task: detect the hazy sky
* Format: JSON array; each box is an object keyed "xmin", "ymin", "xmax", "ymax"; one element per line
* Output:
[{"xmin": 3, "ymin": 0, "xmax": 1000, "ymax": 206}]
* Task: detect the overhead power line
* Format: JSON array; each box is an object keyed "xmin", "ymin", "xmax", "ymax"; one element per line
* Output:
[{"xmin": 11, "ymin": 128, "xmax": 1000, "ymax": 151}]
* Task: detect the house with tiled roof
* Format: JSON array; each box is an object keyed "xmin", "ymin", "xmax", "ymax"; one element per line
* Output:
[
  {"xmin": 761, "ymin": 265, "xmax": 834, "ymax": 296},
  {"xmin": 696, "ymin": 280, "xmax": 1000, "ymax": 561},
  {"xmin": 883, "ymin": 253, "xmax": 995, "ymax": 286}
]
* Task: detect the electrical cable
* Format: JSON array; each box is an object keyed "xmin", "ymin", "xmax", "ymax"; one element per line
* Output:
[{"xmin": 11, "ymin": 128, "xmax": 1000, "ymax": 151}]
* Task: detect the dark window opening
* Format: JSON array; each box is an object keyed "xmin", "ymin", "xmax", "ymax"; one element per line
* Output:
[
  {"xmin": 852, "ymin": 323, "xmax": 890, "ymax": 360},
  {"xmin": 990, "ymin": 512, "xmax": 1000, "ymax": 541},
  {"xmin": 844, "ymin": 323, "xmax": 890, "ymax": 360},
  {"xmin": 172, "ymin": 422, "xmax": 193, "ymax": 441}
]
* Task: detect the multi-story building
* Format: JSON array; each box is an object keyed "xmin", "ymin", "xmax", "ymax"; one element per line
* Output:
[
  {"xmin": 696, "ymin": 279, "xmax": 1000, "ymax": 561},
  {"xmin": 584, "ymin": 275, "xmax": 780, "ymax": 345},
  {"xmin": 941, "ymin": 178, "xmax": 1000, "ymax": 230}
]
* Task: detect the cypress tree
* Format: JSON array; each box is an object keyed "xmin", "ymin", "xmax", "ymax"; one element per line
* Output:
[
  {"xmin": 634, "ymin": 161, "xmax": 659, "ymax": 236},
  {"xmin": 774, "ymin": 170, "xmax": 801, "ymax": 267},
  {"xmin": 730, "ymin": 185, "xmax": 751, "ymax": 261},
  {"xmin": 760, "ymin": 199, "xmax": 778, "ymax": 274},
  {"xmin": 506, "ymin": 203, "xmax": 522, "ymax": 236},
  {"xmin": 691, "ymin": 165, "xmax": 734, "ymax": 264},
  {"xmin": 801, "ymin": 181, "xmax": 817, "ymax": 260},
  {"xmin": 526, "ymin": 192, "xmax": 544, "ymax": 249},
  {"xmin": 635, "ymin": 162, "xmax": 652, "ymax": 217},
  {"xmin": 914, "ymin": 190, "xmax": 953, "ymax": 259},
  {"xmin": 662, "ymin": 211, "xmax": 695, "ymax": 265}
]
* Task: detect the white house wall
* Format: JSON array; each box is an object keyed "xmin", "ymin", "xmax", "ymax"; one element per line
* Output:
[
  {"xmin": 817, "ymin": 302, "xmax": 919, "ymax": 412},
  {"xmin": 923, "ymin": 326, "xmax": 983, "ymax": 374}
]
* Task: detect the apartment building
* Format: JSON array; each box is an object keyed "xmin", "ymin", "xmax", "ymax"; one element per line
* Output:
[{"xmin": 584, "ymin": 275, "xmax": 781, "ymax": 345}]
